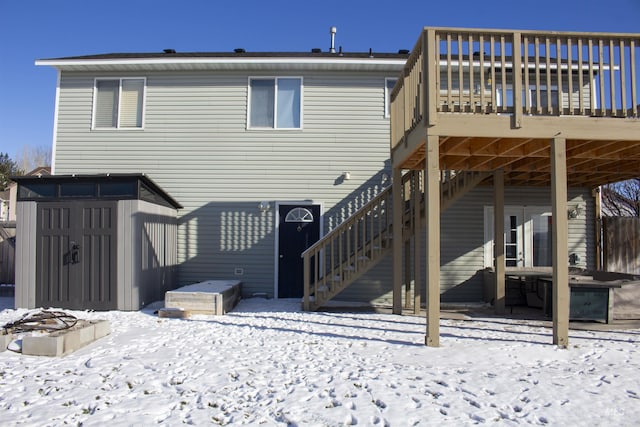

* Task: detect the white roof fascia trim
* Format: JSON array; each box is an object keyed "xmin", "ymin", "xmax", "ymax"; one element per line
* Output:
[{"xmin": 35, "ymin": 57, "xmax": 407, "ymax": 68}]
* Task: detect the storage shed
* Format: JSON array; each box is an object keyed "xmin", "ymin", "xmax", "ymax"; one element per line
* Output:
[{"xmin": 13, "ymin": 174, "xmax": 182, "ymax": 311}]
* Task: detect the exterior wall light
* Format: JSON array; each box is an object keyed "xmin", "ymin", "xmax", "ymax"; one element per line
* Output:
[
  {"xmin": 568, "ymin": 205, "xmax": 582, "ymax": 219},
  {"xmin": 258, "ymin": 201, "xmax": 271, "ymax": 213}
]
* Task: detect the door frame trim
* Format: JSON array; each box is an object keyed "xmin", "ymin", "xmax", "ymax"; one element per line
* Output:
[
  {"xmin": 273, "ymin": 200, "xmax": 323, "ymax": 299},
  {"xmin": 484, "ymin": 205, "xmax": 552, "ymax": 268}
]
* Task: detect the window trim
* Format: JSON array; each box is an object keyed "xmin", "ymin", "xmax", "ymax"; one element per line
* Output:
[
  {"xmin": 385, "ymin": 77, "xmax": 398, "ymax": 118},
  {"xmin": 92, "ymin": 77, "xmax": 146, "ymax": 130},
  {"xmin": 247, "ymin": 76, "xmax": 303, "ymax": 130}
]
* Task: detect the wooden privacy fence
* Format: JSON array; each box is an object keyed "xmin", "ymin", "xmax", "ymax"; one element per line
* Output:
[
  {"xmin": 603, "ymin": 216, "xmax": 640, "ymax": 275},
  {"xmin": 0, "ymin": 222, "xmax": 16, "ymax": 285}
]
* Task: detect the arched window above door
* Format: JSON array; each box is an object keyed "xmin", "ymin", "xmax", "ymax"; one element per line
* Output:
[{"xmin": 285, "ymin": 207, "xmax": 314, "ymax": 223}]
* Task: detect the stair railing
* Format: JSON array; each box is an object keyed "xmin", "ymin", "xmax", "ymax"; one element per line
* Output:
[
  {"xmin": 302, "ymin": 186, "xmax": 392, "ymax": 310},
  {"xmin": 302, "ymin": 168, "xmax": 490, "ymax": 310}
]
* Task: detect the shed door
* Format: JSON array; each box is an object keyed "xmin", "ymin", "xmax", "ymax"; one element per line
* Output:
[
  {"xmin": 278, "ymin": 204, "xmax": 321, "ymax": 298},
  {"xmin": 36, "ymin": 201, "xmax": 117, "ymax": 310}
]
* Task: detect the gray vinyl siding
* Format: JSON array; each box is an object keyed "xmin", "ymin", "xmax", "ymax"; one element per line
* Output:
[
  {"xmin": 333, "ymin": 186, "xmax": 595, "ymax": 305},
  {"xmin": 54, "ymin": 69, "xmax": 396, "ymax": 298},
  {"xmin": 52, "ymin": 68, "xmax": 595, "ymax": 305},
  {"xmin": 14, "ymin": 202, "xmax": 37, "ymax": 308},
  {"xmin": 439, "ymin": 186, "xmax": 595, "ymax": 302}
]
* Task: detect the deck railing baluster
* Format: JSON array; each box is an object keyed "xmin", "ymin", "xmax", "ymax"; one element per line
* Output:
[
  {"xmin": 620, "ymin": 39, "xmax": 627, "ymax": 117},
  {"xmin": 631, "ymin": 40, "xmax": 638, "ymax": 118},
  {"xmin": 599, "ymin": 40, "xmax": 606, "ymax": 116},
  {"xmin": 567, "ymin": 37, "xmax": 574, "ymax": 115}
]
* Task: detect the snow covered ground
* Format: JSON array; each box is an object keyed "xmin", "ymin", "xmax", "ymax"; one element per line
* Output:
[{"xmin": 1, "ymin": 296, "xmax": 639, "ymax": 426}]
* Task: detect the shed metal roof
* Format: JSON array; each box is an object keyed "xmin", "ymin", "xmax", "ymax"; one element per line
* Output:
[{"xmin": 12, "ymin": 173, "xmax": 182, "ymax": 209}]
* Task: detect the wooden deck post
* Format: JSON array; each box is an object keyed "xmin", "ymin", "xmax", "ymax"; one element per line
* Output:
[
  {"xmin": 404, "ymin": 239, "xmax": 411, "ymax": 309},
  {"xmin": 392, "ymin": 166, "xmax": 403, "ymax": 314},
  {"xmin": 425, "ymin": 29, "xmax": 438, "ymax": 127},
  {"xmin": 551, "ymin": 136, "xmax": 569, "ymax": 347},
  {"xmin": 593, "ymin": 187, "xmax": 602, "ymax": 271},
  {"xmin": 413, "ymin": 170, "xmax": 422, "ymax": 315},
  {"xmin": 303, "ymin": 253, "xmax": 310, "ymax": 311},
  {"xmin": 425, "ymin": 134, "xmax": 440, "ymax": 347},
  {"xmin": 494, "ymin": 169, "xmax": 505, "ymax": 314}
]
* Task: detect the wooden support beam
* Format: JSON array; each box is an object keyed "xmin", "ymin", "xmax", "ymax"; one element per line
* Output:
[
  {"xmin": 494, "ymin": 169, "xmax": 505, "ymax": 314},
  {"xmin": 594, "ymin": 187, "xmax": 602, "ymax": 271},
  {"xmin": 425, "ymin": 134, "xmax": 440, "ymax": 347},
  {"xmin": 392, "ymin": 167, "xmax": 403, "ymax": 315},
  {"xmin": 439, "ymin": 136, "xmax": 475, "ymax": 153},
  {"xmin": 414, "ymin": 170, "xmax": 423, "ymax": 315},
  {"xmin": 551, "ymin": 136, "xmax": 569, "ymax": 347},
  {"xmin": 404, "ymin": 239, "xmax": 411, "ymax": 310},
  {"xmin": 569, "ymin": 140, "xmax": 630, "ymax": 159}
]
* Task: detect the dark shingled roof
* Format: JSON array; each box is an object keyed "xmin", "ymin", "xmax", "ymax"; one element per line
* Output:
[{"xmin": 40, "ymin": 50, "xmax": 411, "ymax": 61}]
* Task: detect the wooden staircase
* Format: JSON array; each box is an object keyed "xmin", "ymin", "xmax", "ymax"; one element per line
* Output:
[{"xmin": 302, "ymin": 169, "xmax": 490, "ymax": 311}]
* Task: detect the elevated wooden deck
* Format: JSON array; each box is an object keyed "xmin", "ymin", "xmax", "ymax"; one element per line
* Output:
[
  {"xmin": 391, "ymin": 28, "xmax": 640, "ymax": 187},
  {"xmin": 389, "ymin": 27, "xmax": 640, "ymax": 348}
]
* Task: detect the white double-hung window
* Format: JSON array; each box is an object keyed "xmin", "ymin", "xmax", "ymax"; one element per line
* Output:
[
  {"xmin": 249, "ymin": 77, "xmax": 302, "ymax": 129},
  {"xmin": 385, "ymin": 78, "xmax": 397, "ymax": 118},
  {"xmin": 93, "ymin": 78, "xmax": 145, "ymax": 129}
]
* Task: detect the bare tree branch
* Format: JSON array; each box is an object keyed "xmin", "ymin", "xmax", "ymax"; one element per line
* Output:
[
  {"xmin": 15, "ymin": 144, "xmax": 51, "ymax": 173},
  {"xmin": 602, "ymin": 179, "xmax": 640, "ymax": 217}
]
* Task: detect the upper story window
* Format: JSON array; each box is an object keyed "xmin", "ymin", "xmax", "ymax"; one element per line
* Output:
[
  {"xmin": 496, "ymin": 84, "xmax": 559, "ymax": 110},
  {"xmin": 93, "ymin": 78, "xmax": 145, "ymax": 129},
  {"xmin": 385, "ymin": 78, "xmax": 397, "ymax": 118},
  {"xmin": 248, "ymin": 77, "xmax": 301, "ymax": 129}
]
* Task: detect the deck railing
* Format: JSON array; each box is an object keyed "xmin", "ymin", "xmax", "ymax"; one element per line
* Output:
[{"xmin": 391, "ymin": 27, "xmax": 640, "ymax": 151}]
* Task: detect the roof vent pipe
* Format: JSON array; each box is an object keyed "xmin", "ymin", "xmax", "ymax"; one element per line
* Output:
[{"xmin": 329, "ymin": 26, "xmax": 337, "ymax": 53}]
